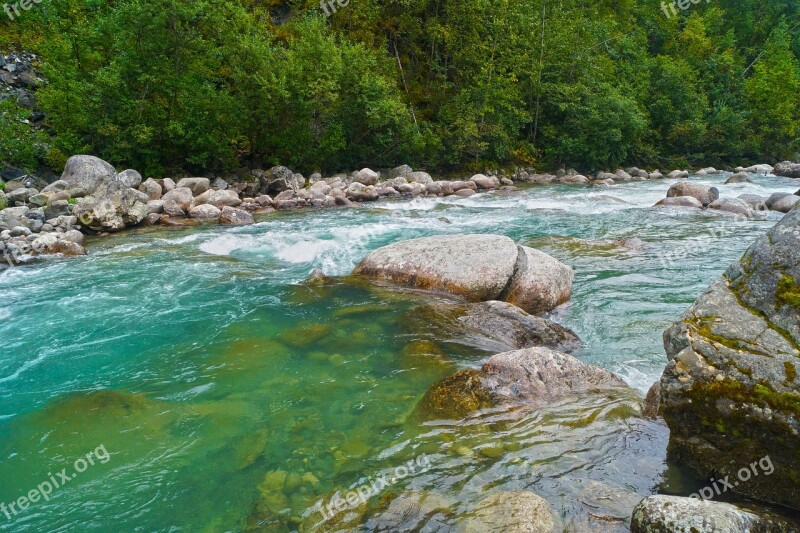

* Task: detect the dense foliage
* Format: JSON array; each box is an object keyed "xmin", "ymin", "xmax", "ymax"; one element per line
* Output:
[{"xmin": 1, "ymin": 0, "xmax": 798, "ymax": 174}]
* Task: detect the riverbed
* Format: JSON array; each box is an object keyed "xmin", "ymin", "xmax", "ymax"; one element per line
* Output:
[{"xmin": 0, "ymin": 172, "xmax": 797, "ymax": 531}]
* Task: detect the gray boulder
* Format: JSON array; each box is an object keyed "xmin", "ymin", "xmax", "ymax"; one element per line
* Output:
[
  {"xmin": 353, "ymin": 234, "xmax": 573, "ymax": 314},
  {"xmin": 725, "ymin": 172, "xmax": 752, "ymax": 184},
  {"xmin": 387, "ymin": 164, "xmax": 413, "ymax": 180},
  {"xmin": 631, "ymin": 495, "xmax": 796, "ymax": 533},
  {"xmin": 207, "ymin": 189, "xmax": 242, "ymax": 208},
  {"xmin": 774, "ymin": 161, "xmax": 800, "ymax": 179},
  {"xmin": 138, "ymin": 178, "xmax": 162, "ymax": 201},
  {"xmin": 470, "ymin": 174, "xmax": 500, "ymax": 189},
  {"xmin": 658, "ymin": 209, "xmax": 800, "ymax": 507},
  {"xmin": 666, "ymin": 182, "xmax": 719, "ymax": 206},
  {"xmin": 157, "ymin": 178, "xmax": 176, "ymax": 193},
  {"xmin": 406, "ymin": 171, "xmax": 433, "ymax": 185},
  {"xmin": 353, "ymin": 168, "xmax": 380, "ymax": 185},
  {"xmin": 161, "ymin": 187, "xmax": 194, "ymax": 217},
  {"xmin": 219, "ymin": 206, "xmax": 254, "ymax": 225},
  {"xmin": 707, "ymin": 198, "xmax": 756, "ymax": 218},
  {"xmin": 649, "ymin": 171, "xmax": 665, "ymax": 180},
  {"xmin": 61, "ymin": 155, "xmax": 117, "ymax": 192},
  {"xmin": 117, "ymin": 169, "xmax": 143, "ymax": 189},
  {"xmin": 668, "ymin": 170, "xmax": 689, "ymax": 179},
  {"xmin": 654, "ymin": 196, "xmax": 703, "ymax": 209},
  {"xmin": 0, "ymin": 207, "xmax": 31, "ymax": 231},
  {"xmin": 766, "ymin": 192, "xmax": 800, "ymax": 213},
  {"xmin": 743, "ymin": 164, "xmax": 773, "ymax": 175},
  {"xmin": 175, "ymin": 177, "xmax": 210, "ymax": 196},
  {"xmin": 261, "ymin": 166, "xmax": 304, "ymax": 194},
  {"xmin": 5, "ymin": 187, "xmax": 37, "ymax": 204},
  {"xmin": 188, "ymin": 204, "xmax": 221, "ymax": 219},
  {"xmin": 738, "ymin": 194, "xmax": 768, "ymax": 211},
  {"xmin": 73, "ymin": 177, "xmax": 148, "ymax": 231}
]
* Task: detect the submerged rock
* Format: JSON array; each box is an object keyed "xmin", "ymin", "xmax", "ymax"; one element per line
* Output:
[
  {"xmin": 630, "ymin": 495, "xmax": 797, "ymax": 533},
  {"xmin": 353, "ymin": 234, "xmax": 573, "ymax": 314},
  {"xmin": 419, "ymin": 347, "xmax": 628, "ymax": 419},
  {"xmin": 400, "ymin": 300, "xmax": 581, "ymax": 355},
  {"xmin": 458, "ymin": 301, "xmax": 581, "ymax": 353},
  {"xmin": 658, "ymin": 208, "xmax": 800, "ymax": 508},
  {"xmin": 462, "ymin": 491, "xmax": 556, "ymax": 533}
]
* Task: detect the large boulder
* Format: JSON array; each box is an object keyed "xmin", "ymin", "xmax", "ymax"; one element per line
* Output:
[
  {"xmin": 61, "ymin": 155, "xmax": 117, "ymax": 192},
  {"xmin": 774, "ymin": 161, "xmax": 800, "ymax": 179},
  {"xmin": 666, "ymin": 182, "xmax": 719, "ymax": 206},
  {"xmin": 419, "ymin": 347, "xmax": 628, "ymax": 419},
  {"xmin": 630, "ymin": 496, "xmax": 796, "ymax": 533},
  {"xmin": 658, "ymin": 208, "xmax": 800, "ymax": 507},
  {"xmin": 73, "ymin": 177, "xmax": 148, "ymax": 231},
  {"xmin": 353, "ymin": 234, "xmax": 573, "ymax": 314}
]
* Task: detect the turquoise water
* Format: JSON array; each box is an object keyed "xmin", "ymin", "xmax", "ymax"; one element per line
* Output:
[{"xmin": 0, "ymin": 173, "xmax": 797, "ymax": 531}]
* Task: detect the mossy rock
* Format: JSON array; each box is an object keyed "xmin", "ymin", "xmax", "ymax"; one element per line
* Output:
[{"xmin": 416, "ymin": 369, "xmax": 495, "ymax": 419}]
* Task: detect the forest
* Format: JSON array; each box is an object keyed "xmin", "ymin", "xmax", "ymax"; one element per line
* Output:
[{"xmin": 0, "ymin": 0, "xmax": 798, "ymax": 175}]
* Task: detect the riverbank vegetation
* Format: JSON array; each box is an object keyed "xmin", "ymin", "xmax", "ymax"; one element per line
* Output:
[{"xmin": 0, "ymin": 0, "xmax": 798, "ymax": 175}]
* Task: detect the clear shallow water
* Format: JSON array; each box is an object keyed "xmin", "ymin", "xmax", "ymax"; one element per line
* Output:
[{"xmin": 0, "ymin": 173, "xmax": 797, "ymax": 531}]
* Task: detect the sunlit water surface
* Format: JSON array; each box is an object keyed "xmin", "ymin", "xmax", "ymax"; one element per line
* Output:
[{"xmin": 1, "ymin": 173, "xmax": 797, "ymax": 531}]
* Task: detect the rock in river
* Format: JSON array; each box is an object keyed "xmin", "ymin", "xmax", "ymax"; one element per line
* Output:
[
  {"xmin": 419, "ymin": 347, "xmax": 628, "ymax": 419},
  {"xmin": 665, "ymin": 182, "xmax": 719, "ymax": 207},
  {"xmin": 353, "ymin": 234, "xmax": 573, "ymax": 314},
  {"xmin": 401, "ymin": 300, "xmax": 581, "ymax": 354},
  {"xmin": 658, "ymin": 208, "xmax": 800, "ymax": 508},
  {"xmin": 631, "ymin": 495, "xmax": 797, "ymax": 533}
]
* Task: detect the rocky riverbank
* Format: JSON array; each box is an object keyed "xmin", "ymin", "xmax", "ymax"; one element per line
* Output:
[{"xmin": 3, "ymin": 153, "xmax": 800, "ymax": 268}]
